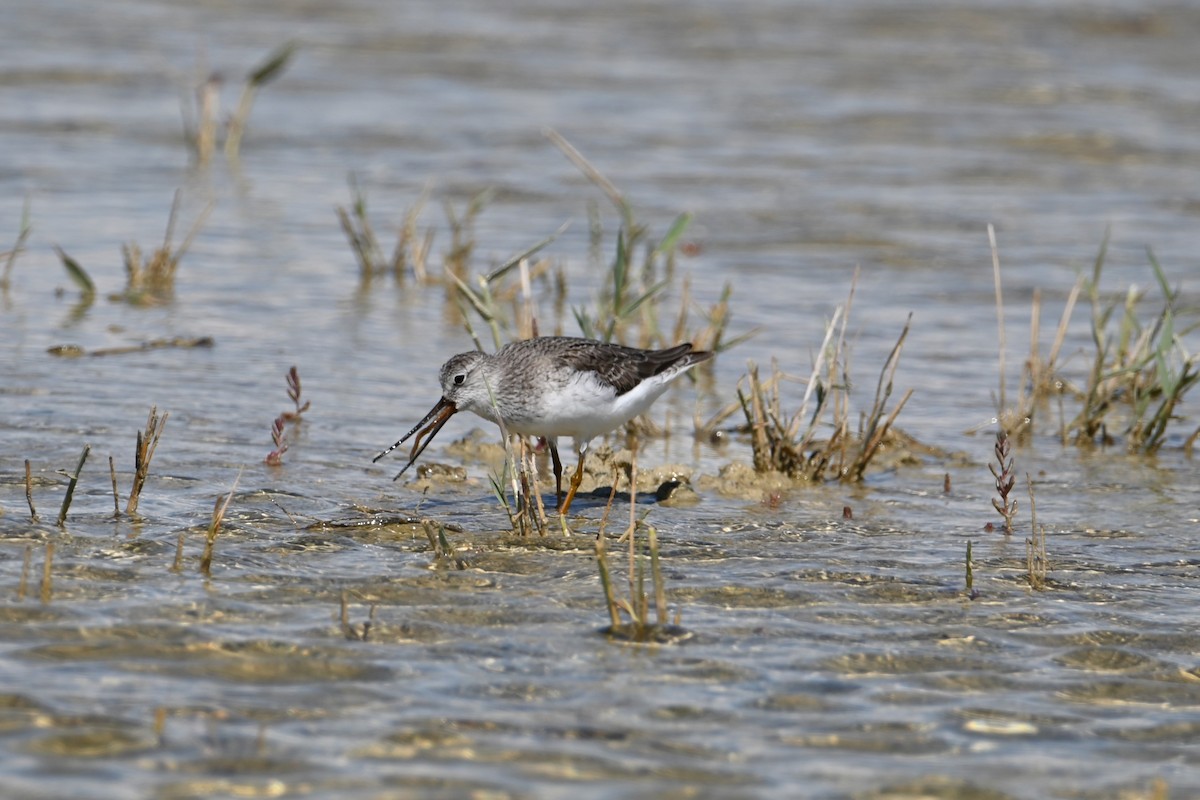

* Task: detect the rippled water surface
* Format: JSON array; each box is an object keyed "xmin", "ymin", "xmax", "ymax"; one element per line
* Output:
[{"xmin": 2, "ymin": 1, "xmax": 1199, "ymax": 798}]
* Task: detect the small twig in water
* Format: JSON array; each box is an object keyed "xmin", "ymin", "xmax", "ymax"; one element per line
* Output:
[{"xmin": 108, "ymin": 455, "xmax": 120, "ymax": 516}]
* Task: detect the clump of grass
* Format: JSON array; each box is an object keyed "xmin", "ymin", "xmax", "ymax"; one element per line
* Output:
[
  {"xmin": 597, "ymin": 521, "xmax": 686, "ymax": 642},
  {"xmin": 1068, "ymin": 243, "xmax": 1199, "ymax": 452},
  {"xmin": 118, "ymin": 192, "xmax": 212, "ymax": 306},
  {"xmin": 54, "ymin": 192, "xmax": 211, "ymax": 307},
  {"xmin": 988, "ymin": 430, "xmax": 1017, "ymax": 535},
  {"xmin": 184, "ymin": 42, "xmax": 297, "ymax": 164},
  {"xmin": 593, "ymin": 447, "xmax": 688, "ymax": 643},
  {"xmin": 738, "ymin": 276, "xmax": 914, "ymax": 482},
  {"xmin": 336, "ymin": 177, "xmax": 437, "ymax": 284},
  {"xmin": 1, "ymin": 197, "xmax": 32, "ymax": 293},
  {"xmin": 1025, "ymin": 473, "xmax": 1048, "ymax": 590},
  {"xmin": 991, "ymin": 227, "xmax": 1198, "ymax": 451},
  {"xmin": 127, "ymin": 406, "xmax": 168, "ymax": 516},
  {"xmin": 56, "ymin": 444, "xmax": 91, "ymax": 527},
  {"xmin": 339, "ymin": 134, "xmax": 748, "ymax": 366}
]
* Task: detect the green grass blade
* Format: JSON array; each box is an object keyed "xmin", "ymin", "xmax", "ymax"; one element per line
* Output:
[
  {"xmin": 654, "ymin": 212, "xmax": 692, "ymax": 256},
  {"xmin": 53, "ymin": 246, "xmax": 95, "ymax": 297},
  {"xmin": 248, "ymin": 41, "xmax": 297, "ymax": 86}
]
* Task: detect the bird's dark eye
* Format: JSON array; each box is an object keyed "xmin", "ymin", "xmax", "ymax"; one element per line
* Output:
[{"xmin": 453, "ymin": 373, "xmax": 465, "ymax": 386}]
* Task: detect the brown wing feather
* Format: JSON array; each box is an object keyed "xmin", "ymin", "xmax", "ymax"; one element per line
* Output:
[{"xmin": 555, "ymin": 339, "xmax": 709, "ymax": 395}]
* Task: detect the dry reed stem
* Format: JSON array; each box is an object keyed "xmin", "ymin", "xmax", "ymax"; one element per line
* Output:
[
  {"xmin": 594, "ymin": 523, "xmax": 622, "ymax": 628},
  {"xmin": 24, "ymin": 459, "xmax": 37, "ymax": 523},
  {"xmin": 792, "ymin": 304, "xmax": 844, "ymax": 446},
  {"xmin": 108, "ymin": 455, "xmax": 119, "ymax": 516},
  {"xmin": 851, "ymin": 314, "xmax": 913, "ymax": 481},
  {"xmin": 545, "ymin": 128, "xmax": 626, "ymax": 215},
  {"xmin": 127, "ymin": 407, "xmax": 168, "ymax": 516},
  {"xmin": 201, "ymin": 470, "xmax": 241, "ymax": 576}
]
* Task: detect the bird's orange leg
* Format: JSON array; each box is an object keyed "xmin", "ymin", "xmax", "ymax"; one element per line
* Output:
[{"xmin": 558, "ymin": 452, "xmax": 587, "ymax": 516}]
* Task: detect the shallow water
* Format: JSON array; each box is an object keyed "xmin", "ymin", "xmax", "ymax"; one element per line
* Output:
[{"xmin": 2, "ymin": 1, "xmax": 1199, "ymax": 797}]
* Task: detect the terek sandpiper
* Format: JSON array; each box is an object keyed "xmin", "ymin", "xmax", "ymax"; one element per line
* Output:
[{"xmin": 373, "ymin": 336, "xmax": 712, "ymax": 514}]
